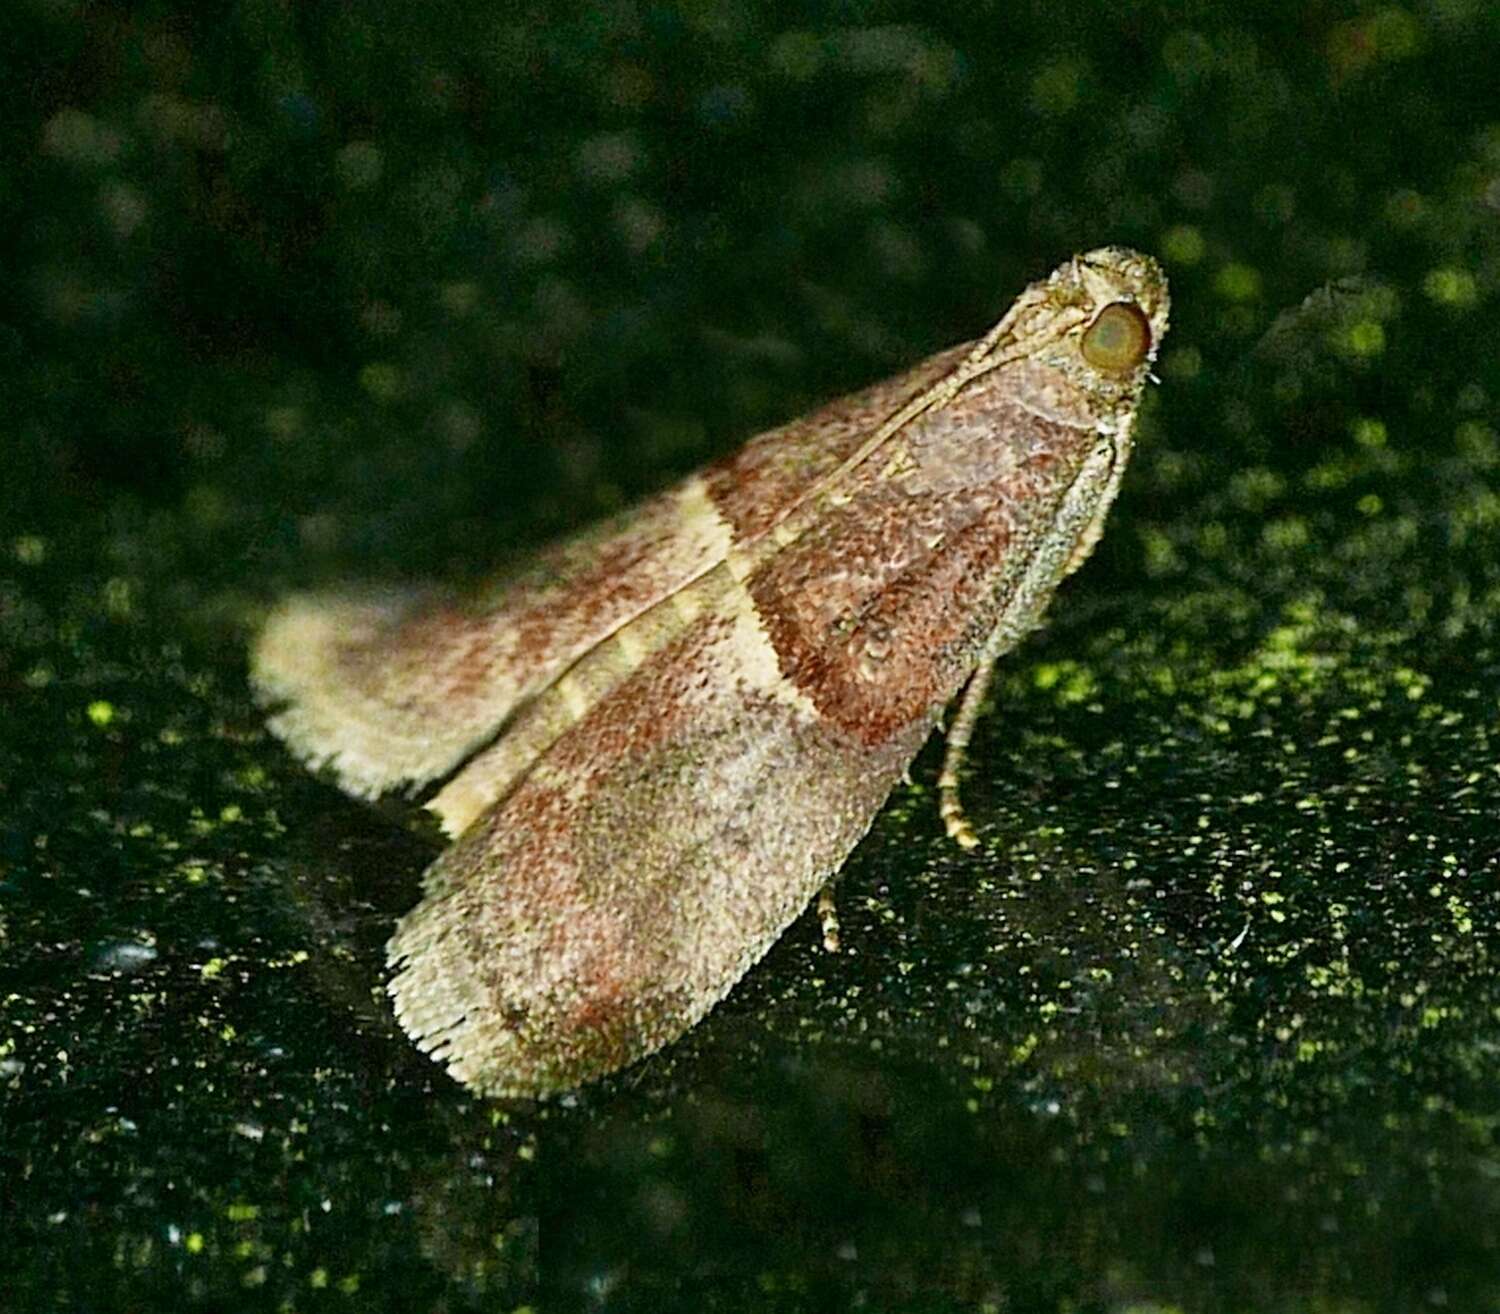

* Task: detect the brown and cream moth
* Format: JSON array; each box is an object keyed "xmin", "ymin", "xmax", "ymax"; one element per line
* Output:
[{"xmin": 252, "ymin": 247, "xmax": 1170, "ymax": 1097}]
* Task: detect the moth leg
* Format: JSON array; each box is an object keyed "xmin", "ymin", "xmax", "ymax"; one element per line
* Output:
[
  {"xmin": 938, "ymin": 653, "xmax": 998, "ymax": 850},
  {"xmin": 816, "ymin": 884, "xmax": 841, "ymax": 953}
]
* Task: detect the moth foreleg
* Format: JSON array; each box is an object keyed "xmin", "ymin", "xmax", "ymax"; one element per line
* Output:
[{"xmin": 938, "ymin": 652, "xmax": 999, "ymax": 850}]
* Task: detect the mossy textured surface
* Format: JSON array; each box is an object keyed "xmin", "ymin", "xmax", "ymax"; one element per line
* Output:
[{"xmin": 4, "ymin": 3, "xmax": 1500, "ymax": 1310}]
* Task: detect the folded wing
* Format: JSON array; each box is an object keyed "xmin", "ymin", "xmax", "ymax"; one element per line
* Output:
[{"xmin": 386, "ymin": 562, "xmax": 933, "ymax": 1096}]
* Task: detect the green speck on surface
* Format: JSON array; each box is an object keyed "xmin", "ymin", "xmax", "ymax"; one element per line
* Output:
[
  {"xmin": 1160, "ymin": 345, "xmax": 1201, "ymax": 380},
  {"xmin": 1455, "ymin": 420, "xmax": 1497, "ymax": 466},
  {"xmin": 102, "ymin": 577, "xmax": 135, "ymax": 617},
  {"xmin": 1230, "ymin": 466, "xmax": 1286, "ymax": 510},
  {"xmin": 1161, "ymin": 224, "xmax": 1205, "ymax": 265},
  {"xmin": 438, "ymin": 280, "xmax": 481, "ymax": 316},
  {"xmin": 176, "ymin": 859, "xmax": 210, "ymax": 885},
  {"xmin": 1139, "ymin": 526, "xmax": 1182, "ymax": 577},
  {"xmin": 14, "ymin": 534, "xmax": 47, "ymax": 564},
  {"xmin": 999, "ymin": 157, "xmax": 1043, "ymax": 200},
  {"xmin": 1448, "ymin": 897, "xmax": 1474, "ymax": 936},
  {"xmin": 1214, "ymin": 262, "xmax": 1262, "ymax": 301},
  {"xmin": 1448, "ymin": 487, "xmax": 1500, "ymax": 547},
  {"xmin": 1365, "ymin": 6, "xmax": 1421, "ymax": 59},
  {"xmin": 263, "ymin": 405, "xmax": 303, "ymax": 441},
  {"xmin": 1261, "ymin": 516, "xmax": 1310, "ymax": 552},
  {"xmin": 233, "ymin": 764, "xmax": 269, "ymax": 790},
  {"xmin": 184, "ymin": 484, "xmax": 230, "ymax": 529},
  {"xmin": 1385, "ymin": 186, "xmax": 1426, "ymax": 226},
  {"xmin": 359, "ymin": 362, "xmax": 402, "ymax": 401},
  {"xmin": 1424, "ymin": 267, "xmax": 1478, "ymax": 307},
  {"xmin": 1197, "ymin": 521, "xmax": 1228, "ymax": 556},
  {"xmin": 1339, "ymin": 319, "xmax": 1386, "ymax": 357},
  {"xmin": 225, "ymin": 1203, "xmax": 260, "ymax": 1222},
  {"xmin": 1031, "ymin": 660, "xmax": 1097, "ymax": 705},
  {"xmin": 1029, "ymin": 57, "xmax": 1086, "ymax": 116},
  {"xmin": 335, "ymin": 141, "xmax": 383, "ymax": 190},
  {"xmin": 1351, "ymin": 417, "xmax": 1387, "ymax": 448},
  {"xmin": 1393, "ymin": 667, "xmax": 1430, "ymax": 699},
  {"xmin": 1254, "ymin": 183, "xmax": 1297, "ymax": 226},
  {"xmin": 86, "ymin": 699, "xmax": 115, "ymax": 727}
]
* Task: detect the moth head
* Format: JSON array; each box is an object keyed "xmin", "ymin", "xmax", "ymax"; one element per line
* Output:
[{"xmin": 973, "ymin": 246, "xmax": 1171, "ymax": 435}]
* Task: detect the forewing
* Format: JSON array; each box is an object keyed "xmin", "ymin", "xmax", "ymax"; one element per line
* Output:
[
  {"xmin": 249, "ymin": 480, "xmax": 734, "ymax": 800},
  {"xmin": 250, "ymin": 344, "xmax": 970, "ymax": 806},
  {"xmin": 386, "ymin": 561, "xmax": 931, "ymax": 1096}
]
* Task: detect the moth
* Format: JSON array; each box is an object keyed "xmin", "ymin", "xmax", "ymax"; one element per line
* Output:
[{"xmin": 252, "ymin": 246, "xmax": 1170, "ymax": 1097}]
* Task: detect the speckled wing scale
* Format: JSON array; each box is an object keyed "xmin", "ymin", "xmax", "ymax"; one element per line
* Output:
[{"xmin": 251, "ymin": 247, "xmax": 1170, "ymax": 1097}]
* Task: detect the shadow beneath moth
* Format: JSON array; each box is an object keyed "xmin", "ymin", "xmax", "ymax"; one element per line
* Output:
[{"xmin": 252, "ymin": 247, "xmax": 1170, "ymax": 1097}]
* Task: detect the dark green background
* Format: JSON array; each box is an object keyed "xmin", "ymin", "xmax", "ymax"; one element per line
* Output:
[{"xmin": 5, "ymin": 2, "xmax": 1500, "ymax": 1310}]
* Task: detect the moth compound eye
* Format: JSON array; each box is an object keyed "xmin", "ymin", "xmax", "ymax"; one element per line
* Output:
[{"xmin": 1080, "ymin": 301, "xmax": 1152, "ymax": 374}]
